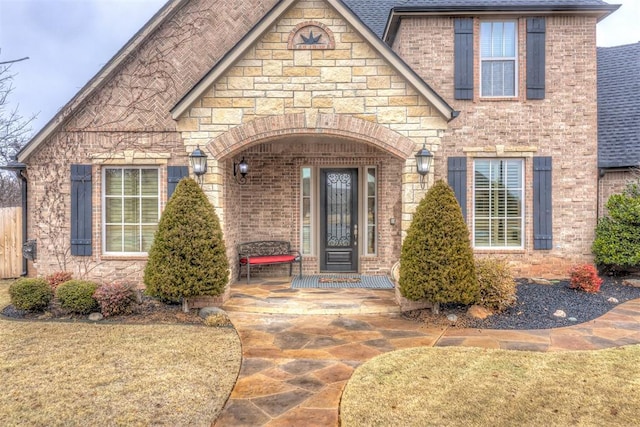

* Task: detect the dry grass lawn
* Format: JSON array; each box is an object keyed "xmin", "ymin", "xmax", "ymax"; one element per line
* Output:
[
  {"xmin": 0, "ymin": 280, "xmax": 241, "ymax": 426},
  {"xmin": 342, "ymin": 346, "xmax": 640, "ymax": 427}
]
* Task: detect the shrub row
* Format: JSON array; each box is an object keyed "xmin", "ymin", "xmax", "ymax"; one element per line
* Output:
[{"xmin": 9, "ymin": 278, "xmax": 138, "ymax": 317}]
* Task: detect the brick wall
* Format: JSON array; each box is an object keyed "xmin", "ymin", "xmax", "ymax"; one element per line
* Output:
[
  {"xmin": 225, "ymin": 139, "xmax": 403, "ymax": 279},
  {"xmin": 599, "ymin": 170, "xmax": 638, "ymax": 217},
  {"xmin": 394, "ymin": 15, "xmax": 600, "ymax": 277}
]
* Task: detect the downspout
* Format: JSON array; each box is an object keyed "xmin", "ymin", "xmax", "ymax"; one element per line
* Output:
[{"xmin": 18, "ymin": 169, "xmax": 28, "ymax": 276}]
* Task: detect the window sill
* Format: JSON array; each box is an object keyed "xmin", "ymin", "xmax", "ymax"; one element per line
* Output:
[
  {"xmin": 473, "ymin": 248, "xmax": 525, "ymax": 254},
  {"xmin": 479, "ymin": 97, "xmax": 518, "ymax": 102},
  {"xmin": 101, "ymin": 255, "xmax": 149, "ymax": 261}
]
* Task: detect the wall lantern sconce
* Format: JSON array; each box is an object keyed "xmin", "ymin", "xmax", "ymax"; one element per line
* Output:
[
  {"xmin": 233, "ymin": 157, "xmax": 249, "ymax": 185},
  {"xmin": 415, "ymin": 143, "xmax": 433, "ymax": 189},
  {"xmin": 189, "ymin": 146, "xmax": 208, "ymax": 183}
]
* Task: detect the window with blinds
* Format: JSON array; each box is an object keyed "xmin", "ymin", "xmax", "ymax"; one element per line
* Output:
[
  {"xmin": 480, "ymin": 21, "xmax": 517, "ymax": 97},
  {"xmin": 103, "ymin": 167, "xmax": 159, "ymax": 254},
  {"xmin": 473, "ymin": 159, "xmax": 523, "ymax": 248}
]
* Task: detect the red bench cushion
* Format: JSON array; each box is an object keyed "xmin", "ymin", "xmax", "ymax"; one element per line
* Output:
[{"xmin": 240, "ymin": 255, "xmax": 296, "ymax": 265}]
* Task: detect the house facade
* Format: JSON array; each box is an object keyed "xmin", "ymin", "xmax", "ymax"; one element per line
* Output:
[{"xmin": 16, "ymin": 0, "xmax": 618, "ymax": 287}]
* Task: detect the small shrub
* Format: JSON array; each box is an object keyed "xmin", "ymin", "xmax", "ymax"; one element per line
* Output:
[
  {"xmin": 45, "ymin": 271, "xmax": 73, "ymax": 291},
  {"xmin": 475, "ymin": 258, "xmax": 517, "ymax": 312},
  {"xmin": 592, "ymin": 179, "xmax": 640, "ymax": 272},
  {"xmin": 93, "ymin": 282, "xmax": 137, "ymax": 317},
  {"xmin": 568, "ymin": 264, "xmax": 603, "ymax": 293},
  {"xmin": 56, "ymin": 280, "xmax": 99, "ymax": 314},
  {"xmin": 9, "ymin": 278, "xmax": 53, "ymax": 311}
]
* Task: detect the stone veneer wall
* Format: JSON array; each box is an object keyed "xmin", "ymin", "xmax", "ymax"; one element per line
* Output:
[
  {"xmin": 177, "ymin": 0, "xmax": 447, "ymax": 280},
  {"xmin": 393, "ymin": 15, "xmax": 600, "ymax": 278}
]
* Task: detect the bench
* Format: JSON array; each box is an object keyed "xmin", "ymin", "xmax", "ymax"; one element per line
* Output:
[{"xmin": 238, "ymin": 241, "xmax": 302, "ymax": 283}]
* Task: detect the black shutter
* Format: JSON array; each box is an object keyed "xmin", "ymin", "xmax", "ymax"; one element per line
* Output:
[
  {"xmin": 167, "ymin": 166, "xmax": 189, "ymax": 199},
  {"xmin": 454, "ymin": 18, "xmax": 474, "ymax": 100},
  {"xmin": 447, "ymin": 157, "xmax": 467, "ymax": 221},
  {"xmin": 533, "ymin": 157, "xmax": 552, "ymax": 249},
  {"xmin": 527, "ymin": 17, "xmax": 546, "ymax": 99},
  {"xmin": 71, "ymin": 164, "xmax": 92, "ymax": 256}
]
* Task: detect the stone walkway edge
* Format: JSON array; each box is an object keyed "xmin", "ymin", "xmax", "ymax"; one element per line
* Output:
[{"xmin": 214, "ymin": 280, "xmax": 640, "ymax": 426}]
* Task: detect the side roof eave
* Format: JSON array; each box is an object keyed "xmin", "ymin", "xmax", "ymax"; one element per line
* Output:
[
  {"xmin": 170, "ymin": 0, "xmax": 457, "ymax": 122},
  {"xmin": 383, "ymin": 3, "xmax": 620, "ymax": 45},
  {"xmin": 17, "ymin": 0, "xmax": 189, "ymax": 163}
]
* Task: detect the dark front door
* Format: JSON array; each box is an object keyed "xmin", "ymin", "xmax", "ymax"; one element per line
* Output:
[{"xmin": 320, "ymin": 168, "xmax": 358, "ymax": 272}]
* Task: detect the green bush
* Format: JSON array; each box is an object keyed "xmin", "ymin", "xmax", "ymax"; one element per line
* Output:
[
  {"xmin": 144, "ymin": 178, "xmax": 229, "ymax": 303},
  {"xmin": 56, "ymin": 280, "xmax": 99, "ymax": 314},
  {"xmin": 9, "ymin": 278, "xmax": 53, "ymax": 311},
  {"xmin": 593, "ymin": 179, "xmax": 640, "ymax": 272},
  {"xmin": 399, "ymin": 180, "xmax": 478, "ymax": 305},
  {"xmin": 475, "ymin": 257, "xmax": 517, "ymax": 312}
]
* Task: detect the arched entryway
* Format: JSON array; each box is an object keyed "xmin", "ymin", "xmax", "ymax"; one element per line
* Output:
[{"xmin": 204, "ymin": 114, "xmax": 423, "ymax": 282}]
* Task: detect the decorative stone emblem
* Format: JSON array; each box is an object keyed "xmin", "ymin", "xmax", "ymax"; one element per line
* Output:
[{"xmin": 287, "ymin": 21, "xmax": 335, "ymax": 50}]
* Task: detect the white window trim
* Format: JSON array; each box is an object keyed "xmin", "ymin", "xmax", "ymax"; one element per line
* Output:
[
  {"xmin": 479, "ymin": 20, "xmax": 518, "ymax": 98},
  {"xmin": 102, "ymin": 166, "xmax": 160, "ymax": 256},
  {"xmin": 300, "ymin": 166, "xmax": 314, "ymax": 256},
  {"xmin": 363, "ymin": 166, "xmax": 377, "ymax": 256},
  {"xmin": 472, "ymin": 158, "xmax": 524, "ymax": 249}
]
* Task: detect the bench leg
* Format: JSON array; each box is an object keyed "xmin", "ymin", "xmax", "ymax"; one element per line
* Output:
[
  {"xmin": 247, "ymin": 264, "xmax": 250, "ymax": 284},
  {"xmin": 289, "ymin": 262, "xmax": 292, "ymax": 277},
  {"xmin": 299, "ymin": 258, "xmax": 302, "ymax": 278}
]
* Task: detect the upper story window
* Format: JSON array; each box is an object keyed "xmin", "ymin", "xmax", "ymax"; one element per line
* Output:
[
  {"xmin": 480, "ymin": 21, "xmax": 517, "ymax": 97},
  {"xmin": 103, "ymin": 167, "xmax": 159, "ymax": 254}
]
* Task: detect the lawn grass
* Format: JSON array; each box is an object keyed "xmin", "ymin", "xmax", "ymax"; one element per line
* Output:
[
  {"xmin": 341, "ymin": 346, "xmax": 640, "ymax": 426},
  {"xmin": 0, "ymin": 280, "xmax": 241, "ymax": 426}
]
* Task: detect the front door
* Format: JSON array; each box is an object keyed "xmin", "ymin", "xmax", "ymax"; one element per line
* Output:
[{"xmin": 320, "ymin": 168, "xmax": 358, "ymax": 272}]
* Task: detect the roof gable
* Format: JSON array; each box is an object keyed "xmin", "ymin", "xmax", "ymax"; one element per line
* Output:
[
  {"xmin": 170, "ymin": 0, "xmax": 456, "ymax": 121},
  {"xmin": 598, "ymin": 42, "xmax": 640, "ymax": 169},
  {"xmin": 17, "ymin": 0, "xmax": 190, "ymax": 162}
]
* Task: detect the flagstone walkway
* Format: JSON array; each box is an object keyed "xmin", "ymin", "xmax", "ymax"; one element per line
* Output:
[{"xmin": 214, "ymin": 278, "xmax": 640, "ymax": 426}]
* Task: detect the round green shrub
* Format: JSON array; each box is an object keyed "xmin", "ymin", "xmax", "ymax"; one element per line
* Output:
[
  {"xmin": 475, "ymin": 257, "xmax": 517, "ymax": 312},
  {"xmin": 144, "ymin": 177, "xmax": 229, "ymax": 303},
  {"xmin": 399, "ymin": 180, "xmax": 478, "ymax": 305},
  {"xmin": 593, "ymin": 180, "xmax": 640, "ymax": 272},
  {"xmin": 56, "ymin": 280, "xmax": 99, "ymax": 314},
  {"xmin": 9, "ymin": 278, "xmax": 53, "ymax": 311}
]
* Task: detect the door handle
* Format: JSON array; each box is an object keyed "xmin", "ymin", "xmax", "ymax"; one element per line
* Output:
[{"xmin": 353, "ymin": 224, "xmax": 358, "ymax": 245}]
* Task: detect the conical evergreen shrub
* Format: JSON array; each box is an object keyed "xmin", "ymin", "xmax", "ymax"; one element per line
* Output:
[
  {"xmin": 399, "ymin": 180, "xmax": 478, "ymax": 305},
  {"xmin": 144, "ymin": 178, "xmax": 229, "ymax": 303}
]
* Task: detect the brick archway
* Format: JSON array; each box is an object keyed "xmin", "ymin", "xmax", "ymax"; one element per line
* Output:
[{"xmin": 206, "ymin": 113, "xmax": 417, "ymax": 160}]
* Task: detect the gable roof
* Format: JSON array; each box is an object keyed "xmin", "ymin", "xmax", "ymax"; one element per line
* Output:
[
  {"xmin": 17, "ymin": 0, "xmax": 189, "ymax": 162},
  {"xmin": 170, "ymin": 0, "xmax": 456, "ymax": 121},
  {"xmin": 597, "ymin": 42, "xmax": 640, "ymax": 169}
]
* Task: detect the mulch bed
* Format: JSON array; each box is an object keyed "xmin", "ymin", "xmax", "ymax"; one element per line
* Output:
[
  {"xmin": 1, "ymin": 295, "xmax": 204, "ymax": 325},
  {"xmin": 404, "ymin": 275, "xmax": 640, "ymax": 330}
]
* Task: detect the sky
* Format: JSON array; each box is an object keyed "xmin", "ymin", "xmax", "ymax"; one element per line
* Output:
[{"xmin": 1, "ymin": 0, "xmax": 639, "ymax": 139}]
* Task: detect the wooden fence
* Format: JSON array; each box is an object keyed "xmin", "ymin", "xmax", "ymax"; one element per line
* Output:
[{"xmin": 0, "ymin": 207, "xmax": 22, "ymax": 279}]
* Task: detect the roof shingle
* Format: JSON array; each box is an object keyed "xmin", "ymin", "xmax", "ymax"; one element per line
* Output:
[{"xmin": 597, "ymin": 42, "xmax": 640, "ymax": 169}]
